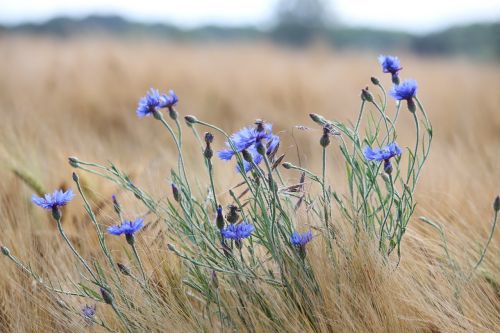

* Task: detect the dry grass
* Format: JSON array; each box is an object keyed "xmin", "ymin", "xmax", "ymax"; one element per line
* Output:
[{"xmin": 0, "ymin": 36, "xmax": 499, "ymax": 332}]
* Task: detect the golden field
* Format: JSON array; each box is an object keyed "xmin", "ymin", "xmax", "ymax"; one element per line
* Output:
[{"xmin": 0, "ymin": 37, "xmax": 499, "ymax": 332}]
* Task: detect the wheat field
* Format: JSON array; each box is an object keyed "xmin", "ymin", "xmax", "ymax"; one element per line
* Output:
[{"xmin": 0, "ymin": 37, "xmax": 499, "ymax": 332}]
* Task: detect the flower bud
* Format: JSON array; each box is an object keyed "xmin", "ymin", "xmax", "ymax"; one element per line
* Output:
[
  {"xmin": 494, "ymin": 196, "xmax": 500, "ymax": 212},
  {"xmin": 204, "ymin": 132, "xmax": 214, "ymax": 144},
  {"xmin": 309, "ymin": 113, "xmax": 326, "ymax": 126},
  {"xmin": 167, "ymin": 243, "xmax": 176, "ymax": 252},
  {"xmin": 320, "ymin": 126, "xmax": 330, "ymax": 148},
  {"xmin": 370, "ymin": 76, "xmax": 380, "ymax": 85},
  {"xmin": 168, "ymin": 108, "xmax": 178, "ymax": 121},
  {"xmin": 171, "ymin": 182, "xmax": 181, "ymax": 203},
  {"xmin": 117, "ymin": 263, "xmax": 131, "ymax": 276},
  {"xmin": 361, "ymin": 87, "xmax": 374, "ymax": 102},
  {"xmin": 216, "ymin": 205, "xmax": 225, "ymax": 230},
  {"xmin": 100, "ymin": 288, "xmax": 114, "ymax": 305},
  {"xmin": 204, "ymin": 147, "xmax": 213, "ymax": 160},
  {"xmin": 256, "ymin": 142, "xmax": 266, "ymax": 156},
  {"xmin": 184, "ymin": 115, "xmax": 198, "ymax": 126},
  {"xmin": 68, "ymin": 157, "xmax": 80, "ymax": 168},
  {"xmin": 282, "ymin": 162, "xmax": 293, "ymax": 169},
  {"xmin": 1, "ymin": 246, "xmax": 10, "ymax": 256},
  {"xmin": 383, "ymin": 160, "xmax": 393, "ymax": 175},
  {"xmin": 112, "ymin": 195, "xmax": 121, "ymax": 215},
  {"xmin": 72, "ymin": 172, "xmax": 79, "ymax": 182}
]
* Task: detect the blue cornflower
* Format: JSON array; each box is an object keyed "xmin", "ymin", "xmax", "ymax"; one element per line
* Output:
[
  {"xmin": 159, "ymin": 89, "xmax": 179, "ymax": 109},
  {"xmin": 220, "ymin": 221, "xmax": 254, "ymax": 241},
  {"xmin": 82, "ymin": 304, "xmax": 96, "ymax": 325},
  {"xmin": 136, "ymin": 88, "xmax": 163, "ymax": 118},
  {"xmin": 218, "ymin": 121, "xmax": 280, "ymax": 173},
  {"xmin": 290, "ymin": 230, "xmax": 313, "ymax": 247},
  {"xmin": 379, "ymin": 55, "xmax": 402, "ymax": 84},
  {"xmin": 107, "ymin": 218, "xmax": 144, "ymax": 236},
  {"xmin": 32, "ymin": 189, "xmax": 74, "ymax": 210},
  {"xmin": 364, "ymin": 143, "xmax": 402, "ymax": 174},
  {"xmin": 390, "ymin": 79, "xmax": 418, "ymax": 112},
  {"xmin": 390, "ymin": 80, "xmax": 417, "ymax": 101}
]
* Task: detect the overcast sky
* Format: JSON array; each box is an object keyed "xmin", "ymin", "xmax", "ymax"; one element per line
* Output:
[{"xmin": 1, "ymin": 0, "xmax": 499, "ymax": 34}]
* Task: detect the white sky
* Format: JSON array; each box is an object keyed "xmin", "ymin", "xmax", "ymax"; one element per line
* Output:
[{"xmin": 0, "ymin": 0, "xmax": 499, "ymax": 33}]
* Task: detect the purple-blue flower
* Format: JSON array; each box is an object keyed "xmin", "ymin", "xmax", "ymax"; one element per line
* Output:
[
  {"xmin": 32, "ymin": 189, "xmax": 74, "ymax": 210},
  {"xmin": 390, "ymin": 80, "xmax": 417, "ymax": 101},
  {"xmin": 159, "ymin": 89, "xmax": 179, "ymax": 109},
  {"xmin": 107, "ymin": 218, "xmax": 144, "ymax": 236},
  {"xmin": 290, "ymin": 230, "xmax": 313, "ymax": 247},
  {"xmin": 220, "ymin": 221, "xmax": 254, "ymax": 241},
  {"xmin": 378, "ymin": 55, "xmax": 402, "ymax": 75},
  {"xmin": 82, "ymin": 304, "xmax": 96, "ymax": 325},
  {"xmin": 136, "ymin": 88, "xmax": 163, "ymax": 118},
  {"xmin": 363, "ymin": 143, "xmax": 402, "ymax": 162},
  {"xmin": 218, "ymin": 121, "xmax": 280, "ymax": 173}
]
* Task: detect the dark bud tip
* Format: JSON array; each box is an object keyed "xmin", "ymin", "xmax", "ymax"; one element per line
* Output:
[
  {"xmin": 216, "ymin": 205, "xmax": 225, "ymax": 230},
  {"xmin": 100, "ymin": 288, "xmax": 114, "ymax": 305},
  {"xmin": 51, "ymin": 207, "xmax": 62, "ymax": 221},
  {"xmin": 72, "ymin": 172, "xmax": 79, "ymax": 182},
  {"xmin": 370, "ymin": 76, "xmax": 380, "ymax": 85},
  {"xmin": 167, "ymin": 243, "xmax": 176, "ymax": 252},
  {"xmin": 282, "ymin": 162, "xmax": 293, "ymax": 169},
  {"xmin": 117, "ymin": 263, "xmax": 131, "ymax": 276},
  {"xmin": 168, "ymin": 107, "xmax": 178, "ymax": 120},
  {"xmin": 68, "ymin": 157, "xmax": 80, "ymax": 168},
  {"xmin": 494, "ymin": 196, "xmax": 500, "ymax": 212},
  {"xmin": 361, "ymin": 87, "xmax": 374, "ymax": 103},
  {"xmin": 171, "ymin": 183, "xmax": 181, "ymax": 203},
  {"xmin": 204, "ymin": 132, "xmax": 214, "ymax": 144},
  {"xmin": 184, "ymin": 115, "xmax": 198, "ymax": 125},
  {"xmin": 407, "ymin": 98, "xmax": 416, "ymax": 113},
  {"xmin": 309, "ymin": 113, "xmax": 325, "ymax": 125},
  {"xmin": 1, "ymin": 246, "xmax": 10, "ymax": 256}
]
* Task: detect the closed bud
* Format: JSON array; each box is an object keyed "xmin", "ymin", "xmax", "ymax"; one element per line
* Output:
[
  {"xmin": 256, "ymin": 142, "xmax": 266, "ymax": 156},
  {"xmin": 282, "ymin": 162, "xmax": 293, "ymax": 169},
  {"xmin": 309, "ymin": 113, "xmax": 326, "ymax": 126},
  {"xmin": 204, "ymin": 132, "xmax": 214, "ymax": 144},
  {"xmin": 1, "ymin": 246, "xmax": 10, "ymax": 256},
  {"xmin": 100, "ymin": 288, "xmax": 114, "ymax": 305},
  {"xmin": 117, "ymin": 263, "xmax": 131, "ymax": 276},
  {"xmin": 171, "ymin": 182, "xmax": 181, "ymax": 203},
  {"xmin": 168, "ymin": 108, "xmax": 178, "ymax": 120},
  {"xmin": 216, "ymin": 205, "xmax": 225, "ymax": 230},
  {"xmin": 184, "ymin": 115, "xmax": 198, "ymax": 126},
  {"xmin": 361, "ymin": 87, "xmax": 374, "ymax": 102},
  {"xmin": 68, "ymin": 157, "xmax": 80, "ymax": 168},
  {"xmin": 112, "ymin": 195, "xmax": 121, "ymax": 215},
  {"xmin": 72, "ymin": 172, "xmax": 79, "ymax": 182},
  {"xmin": 167, "ymin": 243, "xmax": 176, "ymax": 252},
  {"xmin": 370, "ymin": 76, "xmax": 380, "ymax": 85},
  {"xmin": 204, "ymin": 147, "xmax": 213, "ymax": 159},
  {"xmin": 320, "ymin": 131, "xmax": 330, "ymax": 148},
  {"xmin": 494, "ymin": 196, "xmax": 500, "ymax": 212}
]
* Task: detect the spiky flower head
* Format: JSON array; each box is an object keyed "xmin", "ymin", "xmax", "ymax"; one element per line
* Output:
[
  {"xmin": 390, "ymin": 80, "xmax": 417, "ymax": 101},
  {"xmin": 136, "ymin": 88, "xmax": 163, "ymax": 118},
  {"xmin": 218, "ymin": 121, "xmax": 280, "ymax": 173},
  {"xmin": 32, "ymin": 189, "xmax": 74, "ymax": 210},
  {"xmin": 107, "ymin": 218, "xmax": 144, "ymax": 236},
  {"xmin": 379, "ymin": 55, "xmax": 402, "ymax": 84},
  {"xmin": 220, "ymin": 221, "xmax": 254, "ymax": 241},
  {"xmin": 82, "ymin": 304, "xmax": 96, "ymax": 325},
  {"xmin": 363, "ymin": 143, "xmax": 402, "ymax": 162},
  {"xmin": 290, "ymin": 230, "xmax": 313, "ymax": 247},
  {"xmin": 159, "ymin": 89, "xmax": 179, "ymax": 109}
]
